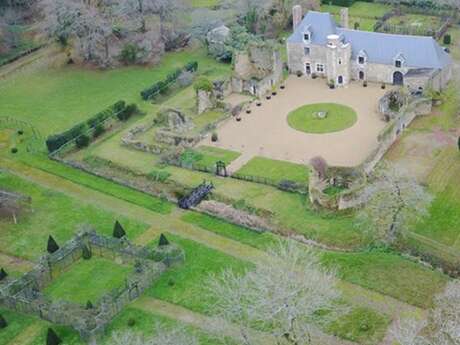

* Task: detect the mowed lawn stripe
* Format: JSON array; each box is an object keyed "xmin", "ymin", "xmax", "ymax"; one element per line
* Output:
[{"xmin": 0, "ymin": 157, "xmax": 438, "ymax": 315}]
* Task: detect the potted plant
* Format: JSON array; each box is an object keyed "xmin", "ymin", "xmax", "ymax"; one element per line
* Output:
[
  {"xmin": 236, "ymin": 116, "xmax": 242, "ymax": 122},
  {"xmin": 266, "ymin": 94, "xmax": 271, "ymax": 100},
  {"xmin": 280, "ymin": 84, "xmax": 285, "ymax": 90},
  {"xmin": 211, "ymin": 132, "xmax": 218, "ymax": 142},
  {"xmin": 328, "ymin": 80, "xmax": 335, "ymax": 89},
  {"xmin": 246, "ymin": 108, "xmax": 252, "ymax": 114},
  {"xmin": 256, "ymin": 101, "xmax": 262, "ymax": 107},
  {"xmin": 363, "ymin": 81, "xmax": 368, "ymax": 87},
  {"xmin": 312, "ymin": 73, "xmax": 317, "ymax": 79},
  {"xmin": 381, "ymin": 83, "xmax": 386, "ymax": 89},
  {"xmin": 296, "ymin": 71, "xmax": 302, "ymax": 77}
]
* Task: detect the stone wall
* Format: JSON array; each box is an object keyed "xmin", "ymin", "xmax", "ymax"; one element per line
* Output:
[
  {"xmin": 0, "ymin": 230, "xmax": 183, "ymax": 343},
  {"xmin": 309, "ymin": 92, "xmax": 433, "ymax": 210}
]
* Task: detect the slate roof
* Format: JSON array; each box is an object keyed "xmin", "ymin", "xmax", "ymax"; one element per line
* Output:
[{"xmin": 288, "ymin": 11, "xmax": 452, "ymax": 70}]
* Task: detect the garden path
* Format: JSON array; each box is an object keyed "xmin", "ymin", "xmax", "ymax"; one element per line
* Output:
[
  {"xmin": 0, "ymin": 252, "xmax": 34, "ymax": 273},
  {"xmin": 131, "ymin": 297, "xmax": 356, "ymax": 345},
  {"xmin": 6, "ymin": 321, "xmax": 43, "ymax": 345},
  {"xmin": 0, "ymin": 158, "xmax": 424, "ymax": 332}
]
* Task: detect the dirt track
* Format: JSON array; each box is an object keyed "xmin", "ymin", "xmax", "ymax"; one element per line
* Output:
[{"xmin": 201, "ymin": 76, "xmax": 388, "ymax": 169}]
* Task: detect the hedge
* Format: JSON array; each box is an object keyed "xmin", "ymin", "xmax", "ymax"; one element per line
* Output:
[
  {"xmin": 140, "ymin": 61, "xmax": 198, "ymax": 101},
  {"xmin": 46, "ymin": 101, "xmax": 129, "ymax": 153}
]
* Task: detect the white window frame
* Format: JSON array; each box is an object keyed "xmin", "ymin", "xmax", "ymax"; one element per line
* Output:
[
  {"xmin": 395, "ymin": 59, "xmax": 403, "ymax": 68},
  {"xmin": 316, "ymin": 63, "xmax": 325, "ymax": 73}
]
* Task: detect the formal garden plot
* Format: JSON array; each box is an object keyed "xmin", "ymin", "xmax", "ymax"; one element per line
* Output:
[
  {"xmin": 44, "ymin": 257, "xmax": 132, "ymax": 305},
  {"xmin": 0, "ymin": 229, "xmax": 184, "ymax": 341}
]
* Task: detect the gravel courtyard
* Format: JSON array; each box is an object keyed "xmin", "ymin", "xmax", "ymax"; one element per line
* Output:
[{"xmin": 200, "ymin": 76, "xmax": 388, "ymax": 170}]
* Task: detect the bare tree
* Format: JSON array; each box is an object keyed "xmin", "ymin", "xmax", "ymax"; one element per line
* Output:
[
  {"xmin": 0, "ymin": 190, "xmax": 29, "ymax": 224},
  {"xmin": 207, "ymin": 240, "xmax": 341, "ymax": 345},
  {"xmin": 356, "ymin": 162, "xmax": 433, "ymax": 245},
  {"xmin": 390, "ymin": 280, "xmax": 460, "ymax": 345},
  {"xmin": 110, "ymin": 323, "xmax": 199, "ymax": 345}
]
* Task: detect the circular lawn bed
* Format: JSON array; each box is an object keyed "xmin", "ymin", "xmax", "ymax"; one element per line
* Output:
[{"xmin": 287, "ymin": 103, "xmax": 358, "ymax": 134}]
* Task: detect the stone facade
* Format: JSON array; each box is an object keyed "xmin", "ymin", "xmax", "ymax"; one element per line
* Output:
[
  {"xmin": 287, "ymin": 10, "xmax": 452, "ymax": 91},
  {"xmin": 232, "ymin": 43, "xmax": 283, "ymax": 98}
]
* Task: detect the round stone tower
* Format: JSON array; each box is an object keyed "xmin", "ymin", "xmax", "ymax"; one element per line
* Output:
[{"xmin": 326, "ymin": 34, "xmax": 352, "ymax": 87}]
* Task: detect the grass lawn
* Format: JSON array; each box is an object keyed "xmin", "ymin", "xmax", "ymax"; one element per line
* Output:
[
  {"xmin": 321, "ymin": 1, "xmax": 390, "ymax": 19},
  {"xmin": 0, "ymin": 308, "xmax": 37, "ymax": 345},
  {"xmin": 0, "ymin": 48, "xmax": 230, "ymax": 137},
  {"xmin": 179, "ymin": 146, "xmax": 241, "ymax": 169},
  {"xmin": 321, "ymin": 250, "xmax": 448, "ymax": 308},
  {"xmin": 181, "ymin": 212, "xmax": 279, "ymax": 250},
  {"xmin": 287, "ymin": 103, "xmax": 358, "ymax": 134},
  {"xmin": 326, "ymin": 307, "xmax": 389, "ymax": 345},
  {"xmin": 17, "ymin": 153, "xmax": 172, "ymax": 214},
  {"xmin": 147, "ymin": 234, "xmax": 252, "ymax": 314},
  {"xmin": 0, "ymin": 171, "xmax": 148, "ymax": 260},
  {"xmin": 236, "ymin": 156, "xmax": 309, "ymax": 185},
  {"xmin": 187, "ymin": 0, "xmax": 219, "ymax": 8},
  {"xmin": 105, "ymin": 307, "xmax": 223, "ymax": 345},
  {"xmin": 44, "ymin": 257, "xmax": 131, "ymax": 305}
]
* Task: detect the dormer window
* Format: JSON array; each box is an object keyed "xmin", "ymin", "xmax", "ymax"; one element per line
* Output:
[
  {"xmin": 357, "ymin": 50, "xmax": 367, "ymax": 65},
  {"xmin": 394, "ymin": 53, "xmax": 405, "ymax": 68}
]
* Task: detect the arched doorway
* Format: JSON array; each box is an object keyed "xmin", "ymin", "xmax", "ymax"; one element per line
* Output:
[
  {"xmin": 359, "ymin": 71, "xmax": 364, "ymax": 80},
  {"xmin": 338, "ymin": 75, "xmax": 343, "ymax": 84},
  {"xmin": 393, "ymin": 71, "xmax": 404, "ymax": 85}
]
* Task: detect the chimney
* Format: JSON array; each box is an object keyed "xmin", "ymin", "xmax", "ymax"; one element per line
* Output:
[
  {"xmin": 293, "ymin": 5, "xmax": 302, "ymax": 31},
  {"xmin": 340, "ymin": 8, "xmax": 349, "ymax": 29}
]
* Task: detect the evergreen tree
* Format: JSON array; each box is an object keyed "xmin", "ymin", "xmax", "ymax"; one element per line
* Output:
[
  {"xmin": 113, "ymin": 221, "xmax": 126, "ymax": 239},
  {"xmin": 159, "ymin": 233, "xmax": 170, "ymax": 247},
  {"xmin": 0, "ymin": 314, "xmax": 7, "ymax": 329},
  {"xmin": 46, "ymin": 328, "xmax": 62, "ymax": 345},
  {"xmin": 47, "ymin": 236, "xmax": 60, "ymax": 254},
  {"xmin": 82, "ymin": 245, "xmax": 92, "ymax": 260},
  {"xmin": 0, "ymin": 268, "xmax": 7, "ymax": 281},
  {"xmin": 86, "ymin": 300, "xmax": 94, "ymax": 310}
]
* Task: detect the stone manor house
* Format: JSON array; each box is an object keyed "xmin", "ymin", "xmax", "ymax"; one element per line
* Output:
[{"xmin": 287, "ymin": 7, "xmax": 452, "ymax": 91}]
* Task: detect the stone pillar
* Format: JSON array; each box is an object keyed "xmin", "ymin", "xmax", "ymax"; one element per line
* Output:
[
  {"xmin": 340, "ymin": 8, "xmax": 349, "ymax": 29},
  {"xmin": 293, "ymin": 5, "xmax": 302, "ymax": 31}
]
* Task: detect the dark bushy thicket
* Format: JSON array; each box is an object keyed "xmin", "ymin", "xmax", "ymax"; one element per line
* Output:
[
  {"xmin": 46, "ymin": 328, "xmax": 62, "ymax": 345},
  {"xmin": 75, "ymin": 134, "xmax": 90, "ymax": 148},
  {"xmin": 0, "ymin": 314, "xmax": 7, "ymax": 329},
  {"xmin": 0, "ymin": 268, "xmax": 7, "ymax": 281},
  {"xmin": 46, "ymin": 101, "xmax": 127, "ymax": 152},
  {"xmin": 141, "ymin": 61, "xmax": 198, "ymax": 100}
]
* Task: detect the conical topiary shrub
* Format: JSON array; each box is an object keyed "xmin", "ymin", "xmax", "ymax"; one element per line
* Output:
[
  {"xmin": 0, "ymin": 314, "xmax": 7, "ymax": 329},
  {"xmin": 46, "ymin": 328, "xmax": 62, "ymax": 345},
  {"xmin": 113, "ymin": 221, "xmax": 126, "ymax": 239},
  {"xmin": 0, "ymin": 268, "xmax": 7, "ymax": 281},
  {"xmin": 47, "ymin": 236, "xmax": 60, "ymax": 254},
  {"xmin": 82, "ymin": 245, "xmax": 92, "ymax": 260},
  {"xmin": 158, "ymin": 233, "xmax": 170, "ymax": 247},
  {"xmin": 86, "ymin": 300, "xmax": 94, "ymax": 310}
]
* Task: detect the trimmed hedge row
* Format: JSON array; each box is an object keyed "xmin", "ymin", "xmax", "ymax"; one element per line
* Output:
[
  {"xmin": 46, "ymin": 101, "xmax": 133, "ymax": 153},
  {"xmin": 141, "ymin": 61, "xmax": 198, "ymax": 101}
]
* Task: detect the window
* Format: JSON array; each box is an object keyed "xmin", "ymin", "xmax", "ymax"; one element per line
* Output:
[
  {"xmin": 304, "ymin": 47, "xmax": 310, "ymax": 56},
  {"xmin": 395, "ymin": 59, "xmax": 402, "ymax": 68},
  {"xmin": 304, "ymin": 33, "xmax": 310, "ymax": 41},
  {"xmin": 358, "ymin": 56, "xmax": 365, "ymax": 64},
  {"xmin": 316, "ymin": 64, "xmax": 325, "ymax": 73},
  {"xmin": 338, "ymin": 58, "xmax": 342, "ymax": 65}
]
